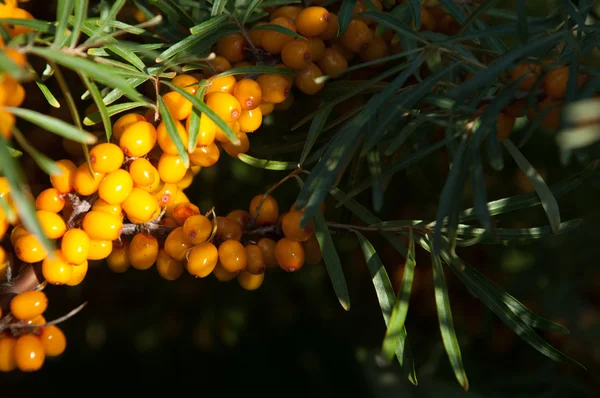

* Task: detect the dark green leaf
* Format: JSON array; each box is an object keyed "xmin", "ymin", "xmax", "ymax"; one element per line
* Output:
[
  {"xmin": 53, "ymin": 0, "xmax": 74, "ymax": 48},
  {"xmin": 211, "ymin": 0, "xmax": 229, "ymax": 16},
  {"xmin": 85, "ymin": 0, "xmax": 125, "ymax": 43},
  {"xmin": 216, "ymin": 65, "xmax": 296, "ymax": 77},
  {"xmin": 84, "ymin": 101, "xmax": 151, "ymax": 126},
  {"xmin": 299, "ymin": 107, "xmax": 331, "ymax": 166},
  {"xmin": 186, "ymin": 85, "xmax": 207, "ymax": 152},
  {"xmin": 0, "ymin": 18, "xmax": 55, "ymax": 33},
  {"xmin": 158, "ymin": 96, "xmax": 190, "ymax": 168},
  {"xmin": 357, "ymin": 11, "xmax": 425, "ymax": 43},
  {"xmin": 102, "ymin": 77, "xmax": 149, "ymax": 105},
  {"xmin": 454, "ymin": 219, "xmax": 582, "ymax": 243},
  {"xmin": 383, "ymin": 117, "xmax": 427, "ymax": 156},
  {"xmin": 470, "ymin": 150, "xmax": 493, "ymax": 232},
  {"xmin": 243, "ymin": 0, "xmax": 264, "ymax": 24},
  {"xmin": 35, "ymin": 80, "xmax": 61, "ymax": 108},
  {"xmin": 11, "ymin": 127, "xmax": 62, "ymax": 176},
  {"xmin": 516, "ymin": 0, "xmax": 528, "ymax": 43},
  {"xmin": 459, "ymin": 0, "xmax": 501, "ymax": 32},
  {"xmin": 189, "ymin": 14, "xmax": 228, "ymax": 35},
  {"xmin": 80, "ymin": 74, "xmax": 112, "ymax": 141},
  {"xmin": 251, "ymin": 23, "xmax": 304, "ymax": 39},
  {"xmin": 338, "ymin": 0, "xmax": 358, "ymax": 36},
  {"xmin": 367, "ymin": 148, "xmax": 384, "ymax": 212},
  {"xmin": 70, "ymin": 0, "xmax": 88, "ymax": 47},
  {"xmin": 237, "ymin": 154, "xmax": 298, "ymax": 170},
  {"xmin": 407, "ymin": 0, "xmax": 421, "ymax": 30}
]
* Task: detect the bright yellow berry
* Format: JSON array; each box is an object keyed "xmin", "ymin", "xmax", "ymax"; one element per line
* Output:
[
  {"xmin": 35, "ymin": 188, "xmax": 65, "ymax": 213},
  {"xmin": 73, "ymin": 163, "xmax": 104, "ymax": 196},
  {"xmin": 50, "ymin": 159, "xmax": 77, "ymax": 194},
  {"xmin": 157, "ymin": 120, "xmax": 189, "ymax": 155},
  {"xmin": 218, "ymin": 239, "xmax": 247, "ymax": 273},
  {"xmin": 176, "ymin": 169, "xmax": 194, "ymax": 190},
  {"xmin": 205, "ymin": 92, "xmax": 242, "ymax": 123},
  {"xmin": 187, "ymin": 242, "xmax": 219, "ymax": 278},
  {"xmin": 60, "ymin": 228, "xmax": 90, "ymax": 265},
  {"xmin": 89, "ymin": 143, "xmax": 124, "ymax": 173},
  {"xmin": 182, "ymin": 214, "xmax": 213, "ymax": 245},
  {"xmin": 91, "ymin": 199, "xmax": 123, "ymax": 219},
  {"xmin": 82, "ymin": 211, "xmax": 123, "ymax": 241},
  {"xmin": 190, "ymin": 143, "xmax": 220, "ymax": 167},
  {"xmin": 87, "ymin": 239, "xmax": 113, "ymax": 260},
  {"xmin": 172, "ymin": 74, "xmax": 200, "ymax": 95},
  {"xmin": 237, "ymin": 271, "xmax": 264, "ymax": 291},
  {"xmin": 122, "ymin": 187, "xmax": 158, "ymax": 223},
  {"xmin": 154, "ymin": 183, "xmax": 179, "ymax": 208},
  {"xmin": 0, "ymin": 337, "xmax": 17, "ymax": 372},
  {"xmin": 112, "ymin": 113, "xmax": 146, "ymax": 141},
  {"xmin": 157, "ymin": 153, "xmax": 188, "ymax": 184},
  {"xmin": 98, "ymin": 169, "xmax": 133, "ymax": 205},
  {"xmin": 14, "ymin": 234, "xmax": 48, "ymax": 263},
  {"xmin": 10, "ymin": 291, "xmax": 48, "ymax": 320},
  {"xmin": 238, "ymin": 107, "xmax": 262, "ymax": 133},
  {"xmin": 42, "ymin": 249, "xmax": 74, "ymax": 285},
  {"xmin": 186, "ymin": 112, "xmax": 216, "ymax": 147},
  {"xmin": 129, "ymin": 233, "xmax": 159, "ymax": 270},
  {"xmin": 163, "ymin": 91, "xmax": 193, "ymax": 121},
  {"xmin": 66, "ymin": 260, "xmax": 88, "ymax": 286},
  {"xmin": 164, "ymin": 227, "xmax": 194, "ymax": 261},
  {"xmin": 14, "ymin": 334, "xmax": 45, "ymax": 372},
  {"xmin": 36, "ymin": 210, "xmax": 67, "ymax": 239},
  {"xmin": 39, "ymin": 325, "xmax": 67, "ymax": 356},
  {"xmin": 156, "ymin": 249, "xmax": 184, "ymax": 280},
  {"xmin": 106, "ymin": 242, "xmax": 129, "ymax": 272},
  {"xmin": 119, "ymin": 121, "xmax": 157, "ymax": 157}
]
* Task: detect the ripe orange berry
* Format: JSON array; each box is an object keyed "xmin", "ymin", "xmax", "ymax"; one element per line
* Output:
[
  {"xmin": 66, "ymin": 260, "xmax": 88, "ymax": 286},
  {"xmin": 190, "ymin": 143, "xmax": 220, "ymax": 167},
  {"xmin": 206, "ymin": 74, "xmax": 237, "ymax": 96},
  {"xmin": 39, "ymin": 325, "xmax": 66, "ymax": 356},
  {"xmin": 36, "ymin": 210, "xmax": 67, "ymax": 239},
  {"xmin": 10, "ymin": 291, "xmax": 48, "ymax": 320},
  {"xmin": 129, "ymin": 233, "xmax": 159, "ymax": 270},
  {"xmin": 538, "ymin": 97, "xmax": 562, "ymax": 130},
  {"xmin": 330, "ymin": 39, "xmax": 355, "ymax": 61},
  {"xmin": 10, "ymin": 224, "xmax": 28, "ymax": 246},
  {"xmin": 233, "ymin": 78, "xmax": 262, "ymax": 111},
  {"xmin": 50, "ymin": 159, "xmax": 77, "ymax": 194},
  {"xmin": 183, "ymin": 214, "xmax": 213, "ymax": 245},
  {"xmin": 511, "ymin": 62, "xmax": 541, "ymax": 91},
  {"xmin": 261, "ymin": 17, "xmax": 297, "ymax": 54},
  {"xmin": 106, "ymin": 242, "xmax": 129, "ymax": 272},
  {"xmin": 303, "ymin": 233, "xmax": 322, "ymax": 265},
  {"xmin": 282, "ymin": 211, "xmax": 314, "ymax": 242},
  {"xmin": 176, "ymin": 169, "xmax": 194, "ymax": 190},
  {"xmin": 89, "ymin": 143, "xmax": 124, "ymax": 173},
  {"xmin": 226, "ymin": 210, "xmax": 250, "ymax": 227},
  {"xmin": 186, "ymin": 112, "xmax": 217, "ymax": 147},
  {"xmin": 158, "ymin": 153, "xmax": 188, "ymax": 184},
  {"xmin": 245, "ymin": 244, "xmax": 266, "ymax": 274},
  {"xmin": 340, "ymin": 19, "xmax": 373, "ymax": 53},
  {"xmin": 157, "ymin": 120, "xmax": 189, "ymax": 155},
  {"xmin": 318, "ymin": 48, "xmax": 348, "ymax": 77},
  {"xmin": 172, "ymin": 202, "xmax": 200, "ymax": 225},
  {"xmin": 216, "ymin": 33, "xmax": 248, "ymax": 63},
  {"xmin": 295, "ymin": 6, "xmax": 330, "ymax": 37},
  {"xmin": 98, "ymin": 169, "xmax": 133, "ymax": 205},
  {"xmin": 42, "ymin": 249, "xmax": 73, "ymax": 285},
  {"xmin": 202, "ymin": 56, "xmax": 232, "ymax": 76},
  {"xmin": 213, "ymin": 263, "xmax": 238, "ymax": 282},
  {"xmin": 256, "ymin": 73, "xmax": 291, "ymax": 104},
  {"xmin": 270, "ymin": 5, "xmax": 303, "ymax": 22},
  {"xmin": 156, "ymin": 249, "xmax": 184, "ymax": 280},
  {"xmin": 129, "ymin": 157, "xmax": 158, "ymax": 188},
  {"xmin": 543, "ymin": 66, "xmax": 585, "ymax": 100},
  {"xmin": 218, "ymin": 239, "xmax": 247, "ymax": 273},
  {"xmin": 281, "ymin": 39, "xmax": 313, "ymax": 70},
  {"xmin": 172, "ymin": 74, "xmax": 200, "ymax": 95},
  {"xmin": 61, "ymin": 228, "xmax": 90, "ymax": 265},
  {"xmin": 306, "ymin": 37, "xmax": 326, "ymax": 62},
  {"xmin": 122, "ymin": 187, "xmax": 158, "ymax": 223},
  {"xmin": 91, "ymin": 198, "xmax": 123, "ymax": 219},
  {"xmin": 295, "ymin": 63, "xmax": 325, "ymax": 95},
  {"xmin": 4, "ymin": 7, "xmax": 34, "ymax": 38},
  {"xmin": 205, "ymin": 92, "xmax": 241, "ymax": 123},
  {"xmin": 73, "ymin": 163, "xmax": 104, "ymax": 196},
  {"xmin": 112, "ymin": 113, "xmax": 146, "ymax": 141},
  {"xmin": 154, "ymin": 183, "xmax": 179, "ymax": 208},
  {"xmin": 259, "ymin": 102, "xmax": 275, "ymax": 116},
  {"xmin": 222, "ymin": 131, "xmax": 250, "ymax": 157},
  {"xmin": 187, "ymin": 242, "xmax": 219, "ymax": 277},
  {"xmin": 164, "ymin": 227, "xmax": 194, "ymax": 261},
  {"xmin": 275, "ymin": 237, "xmax": 305, "ymax": 272},
  {"xmin": 214, "ymin": 120, "xmax": 240, "ymax": 143},
  {"xmin": 238, "ymin": 107, "xmax": 263, "ymax": 133},
  {"xmin": 14, "ymin": 334, "xmax": 45, "ymax": 372},
  {"xmin": 162, "ymin": 90, "xmax": 193, "ymax": 121},
  {"xmin": 237, "ymin": 271, "xmax": 264, "ymax": 291},
  {"xmin": 496, "ymin": 112, "xmax": 516, "ymax": 143},
  {"xmin": 82, "ymin": 211, "xmax": 123, "ymax": 241},
  {"xmin": 35, "ymin": 188, "xmax": 65, "ymax": 213},
  {"xmin": 504, "ymin": 99, "xmax": 528, "ymax": 119},
  {"xmin": 250, "ymin": 21, "xmax": 267, "ymax": 47},
  {"xmin": 119, "ymin": 121, "xmax": 157, "ymax": 157},
  {"xmin": 257, "ymin": 238, "xmax": 278, "ymax": 268},
  {"xmin": 0, "ymin": 337, "xmax": 17, "ymax": 372},
  {"xmin": 249, "ymin": 194, "xmax": 279, "ymax": 225},
  {"xmin": 319, "ymin": 13, "xmax": 339, "ymax": 40},
  {"xmin": 14, "ymin": 234, "xmax": 48, "ymax": 263},
  {"xmin": 215, "ymin": 216, "xmax": 243, "ymax": 241},
  {"xmin": 87, "ymin": 239, "xmax": 113, "ymax": 260},
  {"xmin": 359, "ymin": 34, "xmax": 389, "ymax": 65}
]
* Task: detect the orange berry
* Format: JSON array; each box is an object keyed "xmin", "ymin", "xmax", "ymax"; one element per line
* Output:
[
  {"xmin": 250, "ymin": 22, "xmax": 267, "ymax": 47},
  {"xmin": 511, "ymin": 62, "xmax": 541, "ymax": 91},
  {"xmin": 66, "ymin": 260, "xmax": 88, "ymax": 286},
  {"xmin": 186, "ymin": 112, "xmax": 217, "ymax": 146},
  {"xmin": 162, "ymin": 90, "xmax": 193, "ymax": 121},
  {"xmin": 418, "ymin": 6, "xmax": 436, "ymax": 31},
  {"xmin": 257, "ymin": 237, "xmax": 278, "ymax": 268},
  {"xmin": 215, "ymin": 216, "xmax": 243, "ymax": 241},
  {"xmin": 157, "ymin": 120, "xmax": 189, "ymax": 155},
  {"xmin": 4, "ymin": 7, "xmax": 34, "ymax": 37},
  {"xmin": 91, "ymin": 198, "xmax": 123, "ymax": 219},
  {"xmin": 183, "ymin": 214, "xmax": 213, "ymax": 245},
  {"xmin": 496, "ymin": 112, "xmax": 516, "ymax": 143},
  {"xmin": 98, "ymin": 169, "xmax": 133, "ymax": 205},
  {"xmin": 119, "ymin": 121, "xmax": 157, "ymax": 157},
  {"xmin": 319, "ymin": 13, "xmax": 339, "ymax": 40},
  {"xmin": 14, "ymin": 334, "xmax": 45, "ymax": 372},
  {"xmin": 176, "ymin": 168, "xmax": 194, "ymax": 190},
  {"xmin": 106, "ymin": 242, "xmax": 129, "ymax": 272},
  {"xmin": 122, "ymin": 187, "xmax": 159, "ymax": 223},
  {"xmin": 261, "ymin": 17, "xmax": 297, "ymax": 54},
  {"xmin": 238, "ymin": 107, "xmax": 263, "ymax": 133},
  {"xmin": 306, "ymin": 37, "xmax": 326, "ymax": 62},
  {"xmin": 295, "ymin": 6, "xmax": 330, "ymax": 37},
  {"xmin": 0, "ymin": 109, "xmax": 15, "ymax": 139},
  {"xmin": 187, "ymin": 242, "xmax": 219, "ymax": 278},
  {"xmin": 50, "ymin": 159, "xmax": 77, "ymax": 194},
  {"xmin": 237, "ymin": 271, "xmax": 264, "ymax": 291},
  {"xmin": 14, "ymin": 234, "xmax": 48, "ymax": 263},
  {"xmin": 212, "ymin": 263, "xmax": 238, "ymax": 282},
  {"xmin": 87, "ymin": 239, "xmax": 113, "ymax": 260},
  {"xmin": 538, "ymin": 97, "xmax": 562, "ymax": 130},
  {"xmin": 504, "ymin": 99, "xmax": 528, "ymax": 119},
  {"xmin": 218, "ymin": 239, "xmax": 247, "ymax": 273},
  {"xmin": 233, "ymin": 78, "xmax": 263, "ymax": 111},
  {"xmin": 275, "ymin": 237, "xmax": 305, "ymax": 272},
  {"xmin": 259, "ymin": 102, "xmax": 275, "ymax": 116},
  {"xmin": 318, "ymin": 48, "xmax": 348, "ymax": 77},
  {"xmin": 158, "ymin": 153, "xmax": 188, "ymax": 184},
  {"xmin": 249, "ymin": 194, "xmax": 279, "ymax": 225},
  {"xmin": 202, "ymin": 55, "xmax": 232, "ymax": 76},
  {"xmin": 245, "ymin": 244, "xmax": 266, "ymax": 274},
  {"xmin": 172, "ymin": 202, "xmax": 200, "ymax": 225},
  {"xmin": 39, "ymin": 325, "xmax": 66, "ymax": 356},
  {"xmin": 256, "ymin": 73, "xmax": 291, "ymax": 104},
  {"xmin": 73, "ymin": 163, "xmax": 104, "ymax": 196},
  {"xmin": 154, "ymin": 183, "xmax": 179, "ymax": 208},
  {"xmin": 0, "ymin": 337, "xmax": 17, "ymax": 372},
  {"xmin": 10, "ymin": 225, "xmax": 27, "ymax": 246},
  {"xmin": 35, "ymin": 188, "xmax": 65, "ymax": 213},
  {"xmin": 359, "ymin": 34, "xmax": 388, "ymax": 65},
  {"xmin": 216, "ymin": 33, "xmax": 248, "ymax": 63},
  {"xmin": 282, "ymin": 211, "xmax": 314, "ymax": 242},
  {"xmin": 36, "ymin": 210, "xmax": 66, "ymax": 239},
  {"xmin": 129, "ymin": 233, "xmax": 159, "ymax": 270},
  {"xmin": 303, "ymin": 233, "xmax": 322, "ymax": 265},
  {"xmin": 214, "ymin": 120, "xmax": 241, "ymax": 143},
  {"xmin": 190, "ymin": 143, "xmax": 220, "ymax": 167},
  {"xmin": 270, "ymin": 5, "xmax": 303, "ymax": 22},
  {"xmin": 42, "ymin": 249, "xmax": 73, "ymax": 285},
  {"xmin": 281, "ymin": 39, "xmax": 313, "ymax": 70},
  {"xmin": 222, "ymin": 131, "xmax": 250, "ymax": 157},
  {"xmin": 206, "ymin": 74, "xmax": 237, "ymax": 96},
  {"xmin": 226, "ymin": 209, "xmax": 250, "ymax": 227},
  {"xmin": 340, "ymin": 19, "xmax": 373, "ymax": 53},
  {"xmin": 164, "ymin": 227, "xmax": 194, "ymax": 261},
  {"xmin": 89, "ymin": 143, "xmax": 124, "ymax": 173},
  {"xmin": 543, "ymin": 66, "xmax": 585, "ymax": 100},
  {"xmin": 10, "ymin": 291, "xmax": 48, "ymax": 320},
  {"xmin": 156, "ymin": 249, "xmax": 184, "ymax": 280},
  {"xmin": 112, "ymin": 113, "xmax": 146, "ymax": 141},
  {"xmin": 330, "ymin": 39, "xmax": 355, "ymax": 61},
  {"xmin": 61, "ymin": 228, "xmax": 90, "ymax": 265},
  {"xmin": 82, "ymin": 211, "xmax": 123, "ymax": 241},
  {"xmin": 129, "ymin": 158, "xmax": 158, "ymax": 188},
  {"xmin": 172, "ymin": 74, "xmax": 200, "ymax": 95},
  {"xmin": 205, "ymin": 92, "xmax": 241, "ymax": 123},
  {"xmin": 295, "ymin": 63, "xmax": 325, "ymax": 95}
]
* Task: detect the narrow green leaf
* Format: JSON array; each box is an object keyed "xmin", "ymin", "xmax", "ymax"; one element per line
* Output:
[
  {"xmin": 186, "ymin": 85, "xmax": 207, "ymax": 152},
  {"xmin": 313, "ymin": 211, "xmax": 350, "ymax": 311},
  {"xmin": 356, "ymin": 11, "xmax": 425, "ymax": 44},
  {"xmin": 53, "ymin": 0, "xmax": 74, "ymax": 48},
  {"xmin": 299, "ymin": 107, "xmax": 331, "ymax": 166},
  {"xmin": 338, "ymin": 0, "xmax": 358, "ymax": 36},
  {"xmin": 216, "ymin": 65, "xmax": 296, "ymax": 77},
  {"xmin": 515, "ymin": 0, "xmax": 528, "ymax": 43},
  {"xmin": 0, "ymin": 18, "xmax": 55, "ymax": 34},
  {"xmin": 237, "ymin": 154, "xmax": 298, "ymax": 170},
  {"xmin": 211, "ymin": 0, "xmax": 229, "ymax": 16},
  {"xmin": 503, "ymin": 139, "xmax": 560, "ymax": 234},
  {"xmin": 383, "ymin": 117, "xmax": 426, "ymax": 156},
  {"xmin": 70, "ymin": 0, "xmax": 89, "ymax": 47},
  {"xmin": 408, "ymin": 0, "xmax": 421, "ymax": 30},
  {"xmin": 189, "ymin": 14, "xmax": 228, "ymax": 35},
  {"xmin": 158, "ymin": 96, "xmax": 190, "ymax": 168},
  {"xmin": 84, "ymin": 0, "xmax": 125, "ymax": 43},
  {"xmin": 157, "ymin": 20, "xmax": 233, "ymax": 62},
  {"xmin": 367, "ymin": 148, "xmax": 384, "ymax": 212},
  {"xmin": 11, "ymin": 127, "xmax": 62, "ymax": 176},
  {"xmin": 80, "ymin": 74, "xmax": 112, "ymax": 141},
  {"xmin": 470, "ymin": 150, "xmax": 493, "ymax": 232},
  {"xmin": 7, "ymin": 107, "xmax": 97, "ymax": 144},
  {"xmin": 84, "ymin": 101, "xmax": 150, "ymax": 126},
  {"xmin": 459, "ymin": 0, "xmax": 501, "ymax": 33},
  {"xmin": 243, "ymin": 0, "xmax": 264, "ymax": 24},
  {"xmin": 454, "ymin": 219, "xmax": 582, "ymax": 243},
  {"xmin": 431, "ymin": 251, "xmax": 469, "ymax": 391},
  {"xmin": 251, "ymin": 23, "xmax": 304, "ymax": 39},
  {"xmin": 102, "ymin": 77, "xmax": 148, "ymax": 105},
  {"xmin": 35, "ymin": 80, "xmax": 61, "ymax": 108}
]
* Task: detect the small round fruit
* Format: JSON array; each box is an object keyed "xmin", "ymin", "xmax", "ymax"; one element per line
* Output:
[
  {"xmin": 233, "ymin": 78, "xmax": 263, "ymax": 111},
  {"xmin": 205, "ymin": 92, "xmax": 242, "ymax": 123},
  {"xmin": 275, "ymin": 237, "xmax": 305, "ymax": 272},
  {"xmin": 162, "ymin": 90, "xmax": 193, "ymax": 120},
  {"xmin": 164, "ymin": 227, "xmax": 194, "ymax": 261},
  {"xmin": 61, "ymin": 228, "xmax": 90, "ymax": 265},
  {"xmin": 187, "ymin": 242, "xmax": 219, "ymax": 278},
  {"xmin": 257, "ymin": 238, "xmax": 278, "ymax": 268},
  {"xmin": 129, "ymin": 233, "xmax": 159, "ymax": 270},
  {"xmin": 215, "ymin": 216, "xmax": 243, "ymax": 241},
  {"xmin": 10, "ymin": 291, "xmax": 48, "ymax": 320},
  {"xmin": 82, "ymin": 211, "xmax": 123, "ymax": 241},
  {"xmin": 42, "ymin": 249, "xmax": 73, "ymax": 285},
  {"xmin": 14, "ymin": 234, "xmax": 47, "ymax": 263},
  {"xmin": 106, "ymin": 243, "xmax": 129, "ymax": 272},
  {"xmin": 282, "ymin": 211, "xmax": 314, "ymax": 242},
  {"xmin": 0, "ymin": 337, "xmax": 16, "ymax": 372},
  {"xmin": 190, "ymin": 143, "xmax": 220, "ymax": 167},
  {"xmin": 249, "ymin": 194, "xmax": 279, "ymax": 225},
  {"xmin": 206, "ymin": 74, "xmax": 238, "ymax": 95},
  {"xmin": 98, "ymin": 169, "xmax": 133, "ymax": 205},
  {"xmin": 73, "ymin": 163, "xmax": 104, "ymax": 197},
  {"xmin": 154, "ymin": 183, "xmax": 179, "ymax": 208},
  {"xmin": 156, "ymin": 249, "xmax": 184, "ymax": 280},
  {"xmin": 50, "ymin": 159, "xmax": 77, "ymax": 194},
  {"xmin": 259, "ymin": 102, "xmax": 275, "ymax": 116},
  {"xmin": 260, "ymin": 17, "xmax": 297, "ymax": 54},
  {"xmin": 36, "ymin": 210, "xmax": 67, "ymax": 239},
  {"xmin": 218, "ymin": 239, "xmax": 247, "ymax": 273},
  {"xmin": 157, "ymin": 120, "xmax": 189, "ymax": 155},
  {"xmin": 340, "ymin": 19, "xmax": 373, "ymax": 53},
  {"xmin": 318, "ymin": 48, "xmax": 348, "ymax": 77},
  {"xmin": 66, "ymin": 260, "xmax": 88, "ymax": 286},
  {"xmin": 171, "ymin": 202, "xmax": 199, "ymax": 225},
  {"xmin": 91, "ymin": 199, "xmax": 123, "ymax": 219},
  {"xmin": 213, "ymin": 263, "xmax": 238, "ymax": 282},
  {"xmin": 39, "ymin": 325, "xmax": 66, "ymax": 356},
  {"xmin": 14, "ymin": 334, "xmax": 45, "ymax": 372},
  {"xmin": 306, "ymin": 37, "xmax": 326, "ymax": 62},
  {"xmin": 186, "ymin": 112, "xmax": 216, "ymax": 146},
  {"xmin": 238, "ymin": 107, "xmax": 263, "ymax": 133},
  {"xmin": 119, "ymin": 121, "xmax": 158, "ymax": 157},
  {"xmin": 511, "ymin": 62, "xmax": 541, "ymax": 91},
  {"xmin": 172, "ymin": 74, "xmax": 199, "ymax": 95},
  {"xmin": 112, "ymin": 113, "xmax": 146, "ymax": 141},
  {"xmin": 122, "ymin": 187, "xmax": 159, "ymax": 223},
  {"xmin": 245, "ymin": 244, "xmax": 266, "ymax": 274},
  {"xmin": 256, "ymin": 74, "xmax": 291, "ymax": 104},
  {"xmin": 89, "ymin": 143, "xmax": 124, "ymax": 173},
  {"xmin": 158, "ymin": 153, "xmax": 188, "ymax": 184},
  {"xmin": 222, "ymin": 131, "xmax": 250, "ymax": 158},
  {"xmin": 216, "ymin": 33, "xmax": 248, "ymax": 63},
  {"xmin": 303, "ymin": 234, "xmax": 322, "ymax": 265},
  {"xmin": 202, "ymin": 55, "xmax": 232, "ymax": 76},
  {"xmin": 226, "ymin": 210, "xmax": 250, "ymax": 227},
  {"xmin": 183, "ymin": 214, "xmax": 213, "ymax": 244},
  {"xmin": 87, "ymin": 239, "xmax": 113, "ymax": 260},
  {"xmin": 319, "ymin": 13, "xmax": 339, "ymax": 40},
  {"xmin": 237, "ymin": 271, "xmax": 264, "ymax": 290},
  {"xmin": 270, "ymin": 5, "xmax": 303, "ymax": 22},
  {"xmin": 543, "ymin": 66, "xmax": 585, "ymax": 100},
  {"xmin": 35, "ymin": 188, "xmax": 65, "ymax": 213},
  {"xmin": 281, "ymin": 39, "xmax": 313, "ymax": 70},
  {"xmin": 295, "ymin": 6, "xmax": 330, "ymax": 37},
  {"xmin": 129, "ymin": 157, "xmax": 158, "ymax": 188},
  {"xmin": 295, "ymin": 63, "xmax": 325, "ymax": 95}
]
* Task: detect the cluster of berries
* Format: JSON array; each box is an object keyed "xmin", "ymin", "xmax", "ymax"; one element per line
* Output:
[
  {"xmin": 0, "ymin": 290, "xmax": 66, "ymax": 372},
  {"xmin": 0, "ymin": 34, "xmax": 30, "ymax": 138}
]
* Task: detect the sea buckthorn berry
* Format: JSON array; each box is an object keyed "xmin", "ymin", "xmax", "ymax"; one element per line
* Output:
[
  {"xmin": 206, "ymin": 74, "xmax": 237, "ymax": 96},
  {"xmin": 50, "ymin": 159, "xmax": 77, "ymax": 194},
  {"xmin": 418, "ymin": 6, "xmax": 436, "ymax": 31},
  {"xmin": 4, "ymin": 7, "xmax": 34, "ymax": 37},
  {"xmin": 295, "ymin": 63, "xmax": 325, "ymax": 95},
  {"xmin": 270, "ymin": 5, "xmax": 303, "ymax": 22},
  {"xmin": 222, "ymin": 131, "xmax": 250, "ymax": 158},
  {"xmin": 275, "ymin": 237, "xmax": 305, "ymax": 272},
  {"xmin": 238, "ymin": 271, "xmax": 265, "ymax": 291},
  {"xmin": 98, "ymin": 169, "xmax": 133, "ymax": 205},
  {"xmin": 359, "ymin": 34, "xmax": 389, "ymax": 65},
  {"xmin": 0, "ymin": 176, "xmax": 9, "ymax": 198},
  {"xmin": 42, "ymin": 249, "xmax": 73, "ymax": 285},
  {"xmin": 162, "ymin": 91, "xmax": 193, "ymax": 121},
  {"xmin": 303, "ymin": 233, "xmax": 322, "ymax": 265},
  {"xmin": 10, "ymin": 224, "xmax": 29, "ymax": 246},
  {"xmin": 0, "ymin": 337, "xmax": 17, "ymax": 372},
  {"xmin": 282, "ymin": 211, "xmax": 314, "ymax": 242},
  {"xmin": 250, "ymin": 21, "xmax": 267, "ymax": 47},
  {"xmin": 238, "ymin": 107, "xmax": 263, "ymax": 133},
  {"xmin": 123, "ymin": 187, "xmax": 159, "ymax": 223},
  {"xmin": 190, "ymin": 143, "xmax": 220, "ymax": 167},
  {"xmin": 73, "ymin": 163, "xmax": 104, "ymax": 196},
  {"xmin": 91, "ymin": 199, "xmax": 123, "ymax": 219},
  {"xmin": 257, "ymin": 238, "xmax": 278, "ymax": 268},
  {"xmin": 14, "ymin": 334, "xmax": 45, "ymax": 372},
  {"xmin": 340, "ymin": 19, "xmax": 373, "ymax": 53},
  {"xmin": 543, "ymin": 66, "xmax": 585, "ymax": 100},
  {"xmin": 0, "ymin": 109, "xmax": 15, "ymax": 139},
  {"xmin": 354, "ymin": 0, "xmax": 383, "ymax": 25},
  {"xmin": 106, "ymin": 242, "xmax": 129, "ymax": 272},
  {"xmin": 213, "ymin": 263, "xmax": 238, "ymax": 282},
  {"xmin": 330, "ymin": 39, "xmax": 355, "ymax": 61},
  {"xmin": 226, "ymin": 209, "xmax": 250, "ymax": 227},
  {"xmin": 155, "ymin": 183, "xmax": 178, "ymax": 207},
  {"xmin": 249, "ymin": 194, "xmax": 279, "ymax": 225},
  {"xmin": 306, "ymin": 37, "xmax": 326, "ymax": 62},
  {"xmin": 176, "ymin": 169, "xmax": 194, "ymax": 190},
  {"xmin": 23, "ymin": 315, "xmax": 46, "ymax": 327},
  {"xmin": 319, "ymin": 13, "xmax": 339, "ymax": 40},
  {"xmin": 66, "ymin": 260, "xmax": 88, "ymax": 286},
  {"xmin": 158, "ymin": 153, "xmax": 188, "ymax": 184},
  {"xmin": 318, "ymin": 48, "xmax": 348, "ymax": 77},
  {"xmin": 187, "ymin": 242, "xmax": 219, "ymax": 278},
  {"xmin": 172, "ymin": 74, "xmax": 200, "ymax": 95},
  {"xmin": 87, "ymin": 239, "xmax": 113, "ymax": 260},
  {"xmin": 538, "ymin": 97, "xmax": 562, "ymax": 130},
  {"xmin": 129, "ymin": 233, "xmax": 159, "ymax": 270},
  {"xmin": 215, "ymin": 216, "xmax": 243, "ymax": 241},
  {"xmin": 157, "ymin": 120, "xmax": 189, "ymax": 155},
  {"xmin": 112, "ymin": 113, "xmax": 146, "ymax": 141},
  {"xmin": 39, "ymin": 325, "xmax": 66, "ymax": 356},
  {"xmin": 129, "ymin": 158, "xmax": 158, "ymax": 188},
  {"xmin": 186, "ymin": 112, "xmax": 217, "ymax": 147},
  {"xmin": 295, "ymin": 6, "xmax": 330, "ymax": 37},
  {"xmin": 215, "ymin": 120, "xmax": 241, "ymax": 143},
  {"xmin": 119, "ymin": 121, "xmax": 157, "ymax": 157},
  {"xmin": 256, "ymin": 74, "xmax": 291, "ymax": 104},
  {"xmin": 82, "ymin": 211, "xmax": 123, "ymax": 241},
  {"xmin": 172, "ymin": 202, "xmax": 200, "ymax": 225},
  {"xmin": 156, "ymin": 249, "xmax": 184, "ymax": 280},
  {"xmin": 259, "ymin": 102, "xmax": 275, "ymax": 116},
  {"xmin": 261, "ymin": 17, "xmax": 297, "ymax": 54},
  {"xmin": 511, "ymin": 62, "xmax": 541, "ymax": 90},
  {"xmin": 183, "ymin": 214, "xmax": 213, "ymax": 245},
  {"xmin": 10, "ymin": 291, "xmax": 48, "ymax": 320},
  {"xmin": 89, "ymin": 143, "xmax": 124, "ymax": 173},
  {"xmin": 165, "ymin": 227, "xmax": 194, "ymax": 261},
  {"xmin": 36, "ymin": 210, "xmax": 67, "ymax": 239},
  {"xmin": 202, "ymin": 55, "xmax": 232, "ymax": 76},
  {"xmin": 496, "ymin": 112, "xmax": 516, "ymax": 143},
  {"xmin": 504, "ymin": 99, "xmax": 528, "ymax": 119},
  {"xmin": 14, "ymin": 234, "xmax": 47, "ymax": 263},
  {"xmin": 35, "ymin": 188, "xmax": 65, "ymax": 213},
  {"xmin": 245, "ymin": 245, "xmax": 266, "ymax": 275},
  {"xmin": 216, "ymin": 33, "xmax": 248, "ymax": 63},
  {"xmin": 218, "ymin": 239, "xmax": 247, "ymax": 273},
  {"xmin": 282, "ymin": 39, "xmax": 313, "ymax": 70},
  {"xmin": 137, "ymin": 172, "xmax": 164, "ymax": 194},
  {"xmin": 233, "ymin": 79, "xmax": 262, "ymax": 111},
  {"xmin": 205, "ymin": 92, "xmax": 241, "ymax": 123}
]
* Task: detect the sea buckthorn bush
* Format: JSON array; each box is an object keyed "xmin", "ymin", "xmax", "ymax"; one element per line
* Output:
[{"xmin": 0, "ymin": 0, "xmax": 599, "ymax": 394}]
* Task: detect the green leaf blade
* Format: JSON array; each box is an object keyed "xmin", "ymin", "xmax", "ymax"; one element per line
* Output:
[{"xmin": 157, "ymin": 96, "xmax": 190, "ymax": 168}]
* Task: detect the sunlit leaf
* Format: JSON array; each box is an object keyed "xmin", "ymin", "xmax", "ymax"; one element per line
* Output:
[
  {"xmin": 211, "ymin": 0, "xmax": 229, "ymax": 16},
  {"xmin": 35, "ymin": 79, "xmax": 61, "ymax": 108},
  {"xmin": 70, "ymin": 0, "xmax": 89, "ymax": 47},
  {"xmin": 84, "ymin": 101, "xmax": 151, "ymax": 126},
  {"xmin": 237, "ymin": 154, "xmax": 298, "ymax": 170},
  {"xmin": 189, "ymin": 14, "xmax": 228, "ymax": 34}
]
